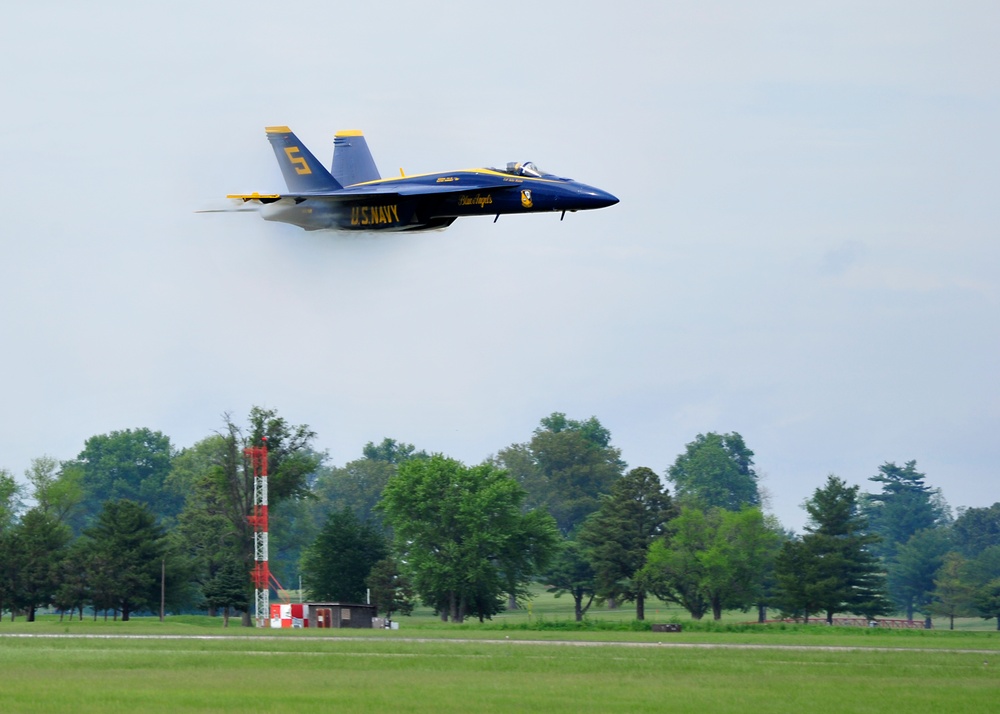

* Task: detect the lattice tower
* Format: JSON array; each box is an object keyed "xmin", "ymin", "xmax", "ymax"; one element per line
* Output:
[{"xmin": 244, "ymin": 439, "xmax": 269, "ymax": 627}]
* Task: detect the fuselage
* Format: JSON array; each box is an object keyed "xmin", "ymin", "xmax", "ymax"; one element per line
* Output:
[
  {"xmin": 221, "ymin": 127, "xmax": 620, "ymax": 232},
  {"xmin": 261, "ymin": 167, "xmax": 618, "ymax": 232}
]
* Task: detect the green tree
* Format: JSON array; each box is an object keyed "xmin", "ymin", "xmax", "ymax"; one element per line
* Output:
[
  {"xmin": 861, "ymin": 460, "xmax": 949, "ymax": 561},
  {"xmin": 495, "ymin": 413, "xmax": 625, "ymax": 535},
  {"xmin": 951, "ymin": 503, "xmax": 1000, "ymax": 557},
  {"xmin": 366, "ymin": 557, "xmax": 415, "ymax": 619},
  {"xmin": 667, "ymin": 432, "xmax": 760, "ymax": 511},
  {"xmin": 81, "ymin": 499, "xmax": 170, "ymax": 621},
  {"xmin": 700, "ymin": 507, "xmax": 779, "ymax": 620},
  {"xmin": 73, "ymin": 428, "xmax": 180, "ymax": 526},
  {"xmin": 379, "ymin": 455, "xmax": 558, "ymax": 623},
  {"xmin": 362, "ymin": 438, "xmax": 428, "ymax": 464},
  {"xmin": 972, "ymin": 578, "xmax": 1000, "ymax": 630},
  {"xmin": 0, "ymin": 469, "xmax": 25, "ymax": 618},
  {"xmin": 578, "ymin": 467, "xmax": 674, "ymax": 620},
  {"xmin": 308, "ymin": 439, "xmax": 425, "ymax": 539},
  {"xmin": 772, "ymin": 535, "xmax": 830, "ymax": 622},
  {"xmin": 25, "ymin": 456, "xmax": 82, "ymax": 526},
  {"xmin": 0, "ymin": 531, "xmax": 16, "ymax": 619},
  {"xmin": 751, "ymin": 514, "xmax": 789, "ymax": 622},
  {"xmin": 544, "ymin": 539, "xmax": 598, "ymax": 622},
  {"xmin": 0, "ymin": 468, "xmax": 25, "ymax": 531},
  {"xmin": 11, "ymin": 508, "xmax": 72, "ymax": 621},
  {"xmin": 887, "ymin": 528, "xmax": 953, "ymax": 622},
  {"xmin": 964, "ymin": 546, "xmax": 1000, "ymax": 630},
  {"xmin": 205, "ymin": 408, "xmax": 322, "ymax": 625},
  {"xmin": 774, "ymin": 476, "xmax": 890, "ymax": 623},
  {"xmin": 928, "ymin": 552, "xmax": 976, "ymax": 630},
  {"xmin": 53, "ymin": 539, "xmax": 90, "ymax": 621},
  {"xmin": 169, "ymin": 436, "xmax": 239, "ymax": 615},
  {"xmin": 642, "ymin": 507, "xmax": 778, "ymax": 620},
  {"xmin": 202, "ymin": 559, "xmax": 250, "ymax": 627},
  {"xmin": 312, "ymin": 459, "xmax": 396, "ymax": 529},
  {"xmin": 301, "ymin": 507, "xmax": 388, "ymax": 602},
  {"xmin": 268, "ymin": 495, "xmax": 321, "ymax": 587}
]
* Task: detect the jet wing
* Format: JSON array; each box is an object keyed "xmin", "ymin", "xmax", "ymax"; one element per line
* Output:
[
  {"xmin": 338, "ymin": 183, "xmax": 520, "ymax": 197},
  {"xmin": 227, "ymin": 182, "xmax": 519, "ymax": 204}
]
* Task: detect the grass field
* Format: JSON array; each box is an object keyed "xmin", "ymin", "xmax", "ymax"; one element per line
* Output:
[
  {"xmin": 1, "ymin": 630, "xmax": 998, "ymax": 713},
  {"xmin": 1, "ymin": 590, "xmax": 998, "ymax": 713}
]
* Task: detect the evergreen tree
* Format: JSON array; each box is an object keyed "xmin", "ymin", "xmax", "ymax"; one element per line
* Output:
[
  {"xmin": 965, "ymin": 546, "xmax": 1000, "ymax": 630},
  {"xmin": 53, "ymin": 540, "xmax": 90, "ymax": 621},
  {"xmin": 301, "ymin": 507, "xmax": 388, "ymax": 603},
  {"xmin": 0, "ymin": 471, "xmax": 24, "ymax": 618},
  {"xmin": 202, "ymin": 559, "xmax": 250, "ymax": 627},
  {"xmin": 81, "ymin": 499, "xmax": 169, "ymax": 621},
  {"xmin": 774, "ymin": 476, "xmax": 890, "ymax": 623},
  {"xmin": 887, "ymin": 528, "xmax": 952, "ymax": 622},
  {"xmin": 544, "ymin": 538, "xmax": 598, "ymax": 622},
  {"xmin": 862, "ymin": 460, "xmax": 948, "ymax": 561},
  {"xmin": 365, "ymin": 557, "xmax": 415, "ymax": 619},
  {"xmin": 578, "ymin": 467, "xmax": 674, "ymax": 620},
  {"xmin": 773, "ymin": 535, "xmax": 831, "ymax": 622},
  {"xmin": 928, "ymin": 552, "xmax": 976, "ymax": 630},
  {"xmin": 972, "ymin": 578, "xmax": 1000, "ymax": 631},
  {"xmin": 11, "ymin": 508, "xmax": 72, "ymax": 621}
]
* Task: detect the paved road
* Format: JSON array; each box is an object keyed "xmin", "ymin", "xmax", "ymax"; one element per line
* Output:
[{"xmin": 2, "ymin": 632, "xmax": 996, "ymax": 655}]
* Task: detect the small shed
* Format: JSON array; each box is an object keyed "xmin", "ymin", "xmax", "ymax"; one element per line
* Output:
[
  {"xmin": 270, "ymin": 602, "xmax": 376, "ymax": 628},
  {"xmin": 305, "ymin": 602, "xmax": 376, "ymax": 629}
]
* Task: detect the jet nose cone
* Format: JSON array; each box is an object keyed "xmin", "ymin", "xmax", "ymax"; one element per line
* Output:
[
  {"xmin": 577, "ymin": 185, "xmax": 619, "ymax": 209},
  {"xmin": 592, "ymin": 188, "xmax": 619, "ymax": 209}
]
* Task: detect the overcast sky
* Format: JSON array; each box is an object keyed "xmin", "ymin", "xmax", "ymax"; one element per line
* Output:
[{"xmin": 1, "ymin": 1, "xmax": 997, "ymax": 530}]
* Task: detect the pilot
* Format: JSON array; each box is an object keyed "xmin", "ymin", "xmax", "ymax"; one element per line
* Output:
[
  {"xmin": 520, "ymin": 162, "xmax": 541, "ymax": 177},
  {"xmin": 505, "ymin": 161, "xmax": 542, "ymax": 178}
]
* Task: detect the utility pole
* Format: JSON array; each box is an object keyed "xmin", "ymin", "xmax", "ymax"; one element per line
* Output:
[{"xmin": 160, "ymin": 557, "xmax": 165, "ymax": 622}]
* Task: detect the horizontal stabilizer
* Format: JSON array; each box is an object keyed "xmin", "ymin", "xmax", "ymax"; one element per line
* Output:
[
  {"xmin": 195, "ymin": 196, "xmax": 276, "ymax": 213},
  {"xmin": 226, "ymin": 192, "xmax": 284, "ymax": 204}
]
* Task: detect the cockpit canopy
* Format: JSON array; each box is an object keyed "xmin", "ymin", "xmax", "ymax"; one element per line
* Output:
[{"xmin": 505, "ymin": 161, "xmax": 544, "ymax": 178}]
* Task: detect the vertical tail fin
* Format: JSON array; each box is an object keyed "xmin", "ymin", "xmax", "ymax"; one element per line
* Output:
[
  {"xmin": 332, "ymin": 130, "xmax": 381, "ymax": 186},
  {"xmin": 265, "ymin": 126, "xmax": 342, "ymax": 193}
]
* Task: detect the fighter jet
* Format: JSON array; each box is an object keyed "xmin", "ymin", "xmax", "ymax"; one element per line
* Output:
[{"xmin": 215, "ymin": 126, "xmax": 618, "ymax": 232}]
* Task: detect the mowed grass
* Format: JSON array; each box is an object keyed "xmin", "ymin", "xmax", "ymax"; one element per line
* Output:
[
  {"xmin": 3, "ymin": 587, "xmax": 998, "ymax": 713},
  {"xmin": 1, "ymin": 633, "xmax": 998, "ymax": 713}
]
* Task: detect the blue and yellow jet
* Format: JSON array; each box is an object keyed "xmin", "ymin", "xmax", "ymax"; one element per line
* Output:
[{"xmin": 222, "ymin": 127, "xmax": 618, "ymax": 231}]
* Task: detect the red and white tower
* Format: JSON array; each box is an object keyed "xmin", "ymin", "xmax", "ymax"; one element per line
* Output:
[{"xmin": 244, "ymin": 438, "xmax": 270, "ymax": 627}]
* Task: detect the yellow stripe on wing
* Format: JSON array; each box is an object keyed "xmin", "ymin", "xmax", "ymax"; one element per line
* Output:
[
  {"xmin": 349, "ymin": 168, "xmax": 562, "ymax": 187},
  {"xmin": 226, "ymin": 193, "xmax": 282, "ymax": 201}
]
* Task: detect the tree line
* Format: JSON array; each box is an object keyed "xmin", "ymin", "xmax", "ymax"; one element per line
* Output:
[{"xmin": 1, "ymin": 408, "xmax": 998, "ymax": 628}]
